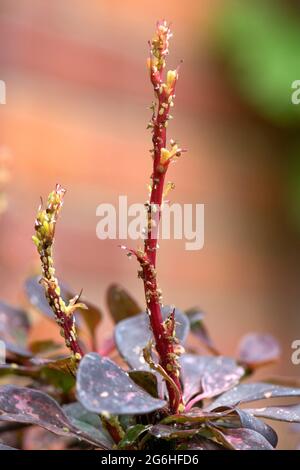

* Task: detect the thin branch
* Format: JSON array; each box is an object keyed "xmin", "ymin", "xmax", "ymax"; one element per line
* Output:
[{"xmin": 32, "ymin": 184, "xmax": 85, "ymax": 360}]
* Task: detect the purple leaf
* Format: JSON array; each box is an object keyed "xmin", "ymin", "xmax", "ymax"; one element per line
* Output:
[
  {"xmin": 149, "ymin": 424, "xmax": 198, "ymax": 440},
  {"xmin": 180, "ymin": 355, "xmax": 244, "ymax": 403},
  {"xmin": 0, "ymin": 301, "xmax": 31, "ymax": 358},
  {"xmin": 162, "ymin": 408, "xmax": 233, "ymax": 425},
  {"xmin": 163, "ymin": 406, "xmax": 276, "ymax": 447},
  {"xmin": 0, "ymin": 385, "xmax": 110, "ymax": 448},
  {"xmin": 63, "ymin": 402, "xmax": 102, "ymax": 427},
  {"xmin": 291, "ymin": 423, "xmax": 300, "ymax": 433},
  {"xmin": 115, "ymin": 306, "xmax": 189, "ymax": 370},
  {"xmin": 71, "ymin": 298, "xmax": 102, "ymax": 348},
  {"xmin": 177, "ymin": 436, "xmax": 224, "ymax": 450},
  {"xmin": 25, "ymin": 275, "xmax": 70, "ymax": 321},
  {"xmin": 63, "ymin": 402, "xmax": 113, "ymax": 449},
  {"xmin": 162, "ymin": 406, "xmax": 276, "ymax": 448},
  {"xmin": 209, "ymin": 425, "xmax": 274, "ymax": 450},
  {"xmin": 23, "ymin": 426, "xmax": 71, "ymax": 450},
  {"xmin": 0, "ymin": 443, "xmax": 18, "ymax": 450},
  {"xmin": 206, "ymin": 382, "xmax": 300, "ymax": 411},
  {"xmin": 25, "ymin": 276, "xmax": 102, "ymax": 345},
  {"xmin": 76, "ymin": 353, "xmax": 166, "ymax": 415},
  {"xmin": 238, "ymin": 333, "xmax": 280, "ymax": 368},
  {"xmin": 246, "ymin": 404, "xmax": 300, "ymax": 423},
  {"xmin": 222, "ymin": 408, "xmax": 278, "ymax": 447},
  {"xmin": 106, "ymin": 284, "xmax": 142, "ymax": 323}
]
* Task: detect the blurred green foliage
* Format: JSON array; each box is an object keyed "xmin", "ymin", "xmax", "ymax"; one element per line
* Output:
[
  {"xmin": 214, "ymin": 0, "xmax": 300, "ymax": 126},
  {"xmin": 214, "ymin": 0, "xmax": 300, "ymax": 229}
]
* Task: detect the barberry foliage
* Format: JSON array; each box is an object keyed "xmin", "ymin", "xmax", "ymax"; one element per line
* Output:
[{"xmin": 0, "ymin": 21, "xmax": 299, "ymax": 451}]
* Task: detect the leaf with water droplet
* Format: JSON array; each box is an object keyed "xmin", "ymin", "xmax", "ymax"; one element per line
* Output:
[
  {"xmin": 206, "ymin": 382, "xmax": 300, "ymax": 411},
  {"xmin": 63, "ymin": 402, "xmax": 113, "ymax": 448},
  {"xmin": 0, "ymin": 301, "xmax": 31, "ymax": 358},
  {"xmin": 180, "ymin": 354, "xmax": 244, "ymax": 402},
  {"xmin": 149, "ymin": 424, "xmax": 199, "ymax": 440},
  {"xmin": 214, "ymin": 407, "xmax": 277, "ymax": 447},
  {"xmin": 238, "ymin": 333, "xmax": 280, "ymax": 369},
  {"xmin": 76, "ymin": 353, "xmax": 166, "ymax": 415},
  {"xmin": 0, "ymin": 385, "xmax": 110, "ymax": 448},
  {"xmin": 208, "ymin": 425, "xmax": 274, "ymax": 450},
  {"xmin": 0, "ymin": 443, "xmax": 18, "ymax": 450},
  {"xmin": 246, "ymin": 404, "xmax": 300, "ymax": 423}
]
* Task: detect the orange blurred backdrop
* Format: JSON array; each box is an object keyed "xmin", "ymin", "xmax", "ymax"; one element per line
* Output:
[{"xmin": 0, "ymin": 0, "xmax": 300, "ymax": 448}]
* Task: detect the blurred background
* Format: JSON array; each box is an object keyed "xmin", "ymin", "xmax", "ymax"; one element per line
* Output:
[{"xmin": 0, "ymin": 0, "xmax": 300, "ymax": 448}]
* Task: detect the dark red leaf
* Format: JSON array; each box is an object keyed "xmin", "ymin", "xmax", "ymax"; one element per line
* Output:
[
  {"xmin": 63, "ymin": 402, "xmax": 102, "ymax": 428},
  {"xmin": 0, "ymin": 443, "xmax": 18, "ymax": 450},
  {"xmin": 238, "ymin": 333, "xmax": 280, "ymax": 368},
  {"xmin": 67, "ymin": 294, "xmax": 102, "ymax": 348},
  {"xmin": 115, "ymin": 306, "xmax": 189, "ymax": 370},
  {"xmin": 63, "ymin": 402, "xmax": 113, "ymax": 449},
  {"xmin": 176, "ymin": 436, "xmax": 224, "ymax": 450},
  {"xmin": 180, "ymin": 355, "xmax": 244, "ymax": 403},
  {"xmin": 23, "ymin": 426, "xmax": 71, "ymax": 450},
  {"xmin": 76, "ymin": 353, "xmax": 166, "ymax": 415},
  {"xmin": 207, "ymin": 382, "xmax": 300, "ymax": 411},
  {"xmin": 0, "ymin": 301, "xmax": 31, "ymax": 358},
  {"xmin": 221, "ymin": 408, "xmax": 278, "ymax": 447},
  {"xmin": 0, "ymin": 385, "xmax": 109, "ymax": 448},
  {"xmin": 25, "ymin": 275, "xmax": 69, "ymax": 321},
  {"xmin": 162, "ymin": 408, "xmax": 233, "ymax": 425},
  {"xmin": 106, "ymin": 284, "xmax": 142, "ymax": 323},
  {"xmin": 162, "ymin": 405, "xmax": 276, "ymax": 448},
  {"xmin": 25, "ymin": 276, "xmax": 102, "ymax": 346},
  {"xmin": 246, "ymin": 404, "xmax": 300, "ymax": 423},
  {"xmin": 149, "ymin": 424, "xmax": 198, "ymax": 440},
  {"xmin": 209, "ymin": 425, "xmax": 274, "ymax": 450}
]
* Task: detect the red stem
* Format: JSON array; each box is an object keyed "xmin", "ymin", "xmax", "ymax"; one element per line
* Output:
[
  {"xmin": 41, "ymin": 278, "xmax": 84, "ymax": 358},
  {"xmin": 137, "ymin": 22, "xmax": 183, "ymax": 413}
]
